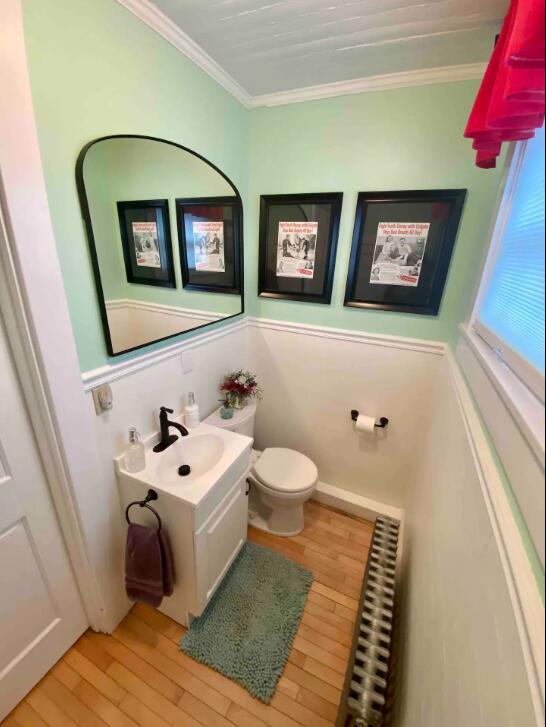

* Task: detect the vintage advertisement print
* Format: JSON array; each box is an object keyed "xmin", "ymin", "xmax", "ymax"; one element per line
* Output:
[
  {"xmin": 370, "ymin": 222, "xmax": 430, "ymax": 287},
  {"xmin": 276, "ymin": 221, "xmax": 318, "ymax": 279},
  {"xmin": 192, "ymin": 221, "xmax": 225, "ymax": 272},
  {"xmin": 132, "ymin": 222, "xmax": 161, "ymax": 268}
]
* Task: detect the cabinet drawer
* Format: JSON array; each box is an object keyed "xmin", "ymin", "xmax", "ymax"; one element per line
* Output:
[{"xmin": 193, "ymin": 474, "xmax": 248, "ymax": 615}]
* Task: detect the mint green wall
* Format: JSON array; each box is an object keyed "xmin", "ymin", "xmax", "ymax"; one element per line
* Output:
[
  {"xmin": 22, "ymin": 0, "xmax": 249, "ymax": 372},
  {"xmin": 247, "ymin": 83, "xmax": 503, "ymax": 342},
  {"xmin": 24, "ymin": 0, "xmax": 503, "ymax": 366},
  {"xmin": 84, "ymin": 137, "xmax": 240, "ymax": 317}
]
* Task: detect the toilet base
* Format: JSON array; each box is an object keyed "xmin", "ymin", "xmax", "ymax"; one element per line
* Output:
[
  {"xmin": 248, "ymin": 483, "xmax": 308, "ymax": 537},
  {"xmin": 248, "ymin": 507, "xmax": 305, "ymax": 538}
]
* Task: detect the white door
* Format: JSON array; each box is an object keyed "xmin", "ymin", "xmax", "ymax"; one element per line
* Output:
[{"xmin": 0, "ymin": 311, "xmax": 87, "ymax": 719}]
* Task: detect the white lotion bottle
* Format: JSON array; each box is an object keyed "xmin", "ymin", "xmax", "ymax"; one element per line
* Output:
[
  {"xmin": 125, "ymin": 428, "xmax": 146, "ymax": 473},
  {"xmin": 185, "ymin": 392, "xmax": 200, "ymax": 429}
]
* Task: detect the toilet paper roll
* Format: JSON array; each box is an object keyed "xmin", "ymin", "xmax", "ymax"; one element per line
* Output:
[{"xmin": 354, "ymin": 414, "xmax": 376, "ymax": 434}]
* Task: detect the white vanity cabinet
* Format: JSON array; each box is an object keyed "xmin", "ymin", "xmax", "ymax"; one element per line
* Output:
[{"xmin": 115, "ymin": 421, "xmax": 253, "ymax": 627}]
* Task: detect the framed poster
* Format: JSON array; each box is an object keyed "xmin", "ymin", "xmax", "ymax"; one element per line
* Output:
[
  {"xmin": 345, "ymin": 189, "xmax": 467, "ymax": 316},
  {"xmin": 259, "ymin": 193, "xmax": 343, "ymax": 304},
  {"xmin": 117, "ymin": 199, "xmax": 176, "ymax": 288},
  {"xmin": 176, "ymin": 197, "xmax": 242, "ymax": 294}
]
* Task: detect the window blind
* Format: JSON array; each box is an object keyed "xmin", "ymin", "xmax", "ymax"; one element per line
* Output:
[{"xmin": 478, "ymin": 125, "xmax": 545, "ymax": 393}]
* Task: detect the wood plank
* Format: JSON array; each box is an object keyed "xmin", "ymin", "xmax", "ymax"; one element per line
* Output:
[
  {"xmin": 225, "ymin": 704, "xmax": 268, "ymax": 727},
  {"xmin": 132, "ymin": 604, "xmax": 186, "ymax": 643},
  {"xmin": 51, "ymin": 661, "xmax": 81, "ymax": 692},
  {"xmin": 26, "ymin": 689, "xmax": 79, "ymax": 727},
  {"xmin": 297, "ymin": 624, "xmax": 350, "ymax": 661},
  {"xmin": 74, "ymin": 636, "xmax": 114, "ymax": 672},
  {"xmin": 292, "ymin": 636, "xmax": 346, "ymax": 675},
  {"xmin": 312, "ymin": 582, "xmax": 359, "ymax": 612},
  {"xmin": 73, "ymin": 681, "xmax": 137, "ymax": 727},
  {"xmin": 106, "ymin": 661, "xmax": 200, "ymax": 727},
  {"xmin": 269, "ymin": 691, "xmax": 333, "ymax": 727},
  {"xmin": 118, "ymin": 695, "xmax": 171, "ymax": 727},
  {"xmin": 302, "ymin": 657, "xmax": 345, "ymax": 690},
  {"xmin": 38, "ymin": 675, "xmax": 106, "ymax": 727},
  {"xmin": 301, "ymin": 611, "xmax": 353, "ymax": 646},
  {"xmin": 282, "ymin": 664, "xmax": 341, "ymax": 706},
  {"xmin": 296, "ymin": 687, "xmax": 339, "ymax": 722},
  {"xmin": 64, "ymin": 650, "xmax": 126, "ymax": 705},
  {"xmin": 177, "ymin": 693, "xmax": 232, "ymax": 727},
  {"xmin": 304, "ymin": 601, "xmax": 354, "ymax": 633},
  {"xmin": 88, "ymin": 632, "xmax": 184, "ymax": 705},
  {"xmin": 277, "ymin": 678, "xmax": 299, "ymax": 700},
  {"xmin": 11, "ymin": 703, "xmax": 48, "ymax": 727}
]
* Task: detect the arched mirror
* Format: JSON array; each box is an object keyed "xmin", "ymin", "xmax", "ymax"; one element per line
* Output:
[{"xmin": 77, "ymin": 135, "xmax": 244, "ymax": 357}]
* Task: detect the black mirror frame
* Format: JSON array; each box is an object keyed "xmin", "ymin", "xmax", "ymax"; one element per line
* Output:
[{"xmin": 75, "ymin": 134, "xmax": 245, "ymax": 358}]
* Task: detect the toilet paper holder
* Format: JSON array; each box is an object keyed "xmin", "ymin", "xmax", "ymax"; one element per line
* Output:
[{"xmin": 351, "ymin": 410, "xmax": 390, "ymax": 429}]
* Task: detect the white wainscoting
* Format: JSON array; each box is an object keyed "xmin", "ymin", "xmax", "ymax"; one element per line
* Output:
[
  {"xmin": 79, "ymin": 314, "xmax": 543, "ymax": 723},
  {"xmin": 394, "ymin": 352, "xmax": 544, "ymax": 727},
  {"xmin": 105, "ymin": 299, "xmax": 230, "ymax": 354},
  {"xmin": 247, "ymin": 317, "xmax": 445, "ymax": 509},
  {"xmin": 456, "ymin": 328, "xmax": 545, "ymax": 564}
]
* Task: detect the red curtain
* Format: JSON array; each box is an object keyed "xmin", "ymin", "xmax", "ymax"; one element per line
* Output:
[{"xmin": 465, "ymin": 0, "xmax": 545, "ymax": 168}]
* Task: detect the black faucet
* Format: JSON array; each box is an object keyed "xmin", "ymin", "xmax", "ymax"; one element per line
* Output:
[{"xmin": 153, "ymin": 407, "xmax": 189, "ymax": 453}]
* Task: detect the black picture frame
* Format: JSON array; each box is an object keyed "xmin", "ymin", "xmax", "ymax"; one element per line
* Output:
[
  {"xmin": 117, "ymin": 199, "xmax": 176, "ymax": 289},
  {"xmin": 344, "ymin": 189, "xmax": 467, "ymax": 316},
  {"xmin": 258, "ymin": 193, "xmax": 343, "ymax": 304},
  {"xmin": 176, "ymin": 196, "xmax": 242, "ymax": 295},
  {"xmin": 75, "ymin": 134, "xmax": 245, "ymax": 359}
]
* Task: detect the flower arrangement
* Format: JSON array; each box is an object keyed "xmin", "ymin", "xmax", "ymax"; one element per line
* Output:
[{"xmin": 220, "ymin": 370, "xmax": 262, "ymax": 411}]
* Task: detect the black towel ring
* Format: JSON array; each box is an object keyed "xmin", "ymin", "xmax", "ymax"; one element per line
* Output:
[{"xmin": 125, "ymin": 489, "xmax": 162, "ymax": 533}]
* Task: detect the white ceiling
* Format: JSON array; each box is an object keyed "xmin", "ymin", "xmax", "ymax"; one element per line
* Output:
[{"xmin": 149, "ymin": 0, "xmax": 508, "ymax": 96}]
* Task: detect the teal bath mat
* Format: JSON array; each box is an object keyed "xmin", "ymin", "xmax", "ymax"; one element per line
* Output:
[{"xmin": 180, "ymin": 541, "xmax": 313, "ymax": 703}]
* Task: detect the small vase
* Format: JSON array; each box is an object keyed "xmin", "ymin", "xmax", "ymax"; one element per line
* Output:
[{"xmin": 220, "ymin": 405, "xmax": 235, "ymax": 420}]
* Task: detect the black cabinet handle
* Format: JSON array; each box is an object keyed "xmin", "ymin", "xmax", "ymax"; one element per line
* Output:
[{"xmin": 245, "ymin": 479, "xmax": 252, "ymax": 496}]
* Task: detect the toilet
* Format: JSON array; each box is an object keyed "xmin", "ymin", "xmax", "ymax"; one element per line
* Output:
[{"xmin": 204, "ymin": 403, "xmax": 318, "ymax": 536}]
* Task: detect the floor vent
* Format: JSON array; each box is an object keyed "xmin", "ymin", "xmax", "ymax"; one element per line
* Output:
[{"xmin": 337, "ymin": 516, "xmax": 401, "ymax": 727}]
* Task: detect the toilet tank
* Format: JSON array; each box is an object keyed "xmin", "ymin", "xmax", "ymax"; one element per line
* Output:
[{"xmin": 203, "ymin": 402, "xmax": 256, "ymax": 439}]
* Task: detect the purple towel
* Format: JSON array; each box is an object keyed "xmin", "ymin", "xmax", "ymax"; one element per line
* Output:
[{"xmin": 125, "ymin": 523, "xmax": 175, "ymax": 607}]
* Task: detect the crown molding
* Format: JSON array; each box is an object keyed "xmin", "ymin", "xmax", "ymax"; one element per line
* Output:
[
  {"xmin": 250, "ymin": 63, "xmax": 487, "ymax": 107},
  {"xmin": 115, "ymin": 0, "xmax": 486, "ymax": 109},
  {"xmin": 115, "ymin": 0, "xmax": 253, "ymax": 108}
]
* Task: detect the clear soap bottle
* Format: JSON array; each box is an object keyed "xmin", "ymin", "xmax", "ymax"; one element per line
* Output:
[{"xmin": 125, "ymin": 428, "xmax": 146, "ymax": 473}]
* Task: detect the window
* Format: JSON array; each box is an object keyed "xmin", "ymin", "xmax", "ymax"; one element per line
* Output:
[{"xmin": 475, "ymin": 125, "xmax": 545, "ymax": 402}]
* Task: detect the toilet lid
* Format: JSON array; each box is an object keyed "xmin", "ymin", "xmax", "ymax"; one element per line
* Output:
[{"xmin": 253, "ymin": 448, "xmax": 318, "ymax": 494}]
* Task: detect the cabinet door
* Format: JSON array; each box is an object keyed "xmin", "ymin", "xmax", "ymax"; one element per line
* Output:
[{"xmin": 194, "ymin": 476, "xmax": 248, "ymax": 614}]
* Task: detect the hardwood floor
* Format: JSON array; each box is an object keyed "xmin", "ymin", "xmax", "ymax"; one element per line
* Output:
[{"xmin": 3, "ymin": 502, "xmax": 373, "ymax": 727}]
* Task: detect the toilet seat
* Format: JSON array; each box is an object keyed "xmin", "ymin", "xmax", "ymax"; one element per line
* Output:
[{"xmin": 252, "ymin": 448, "xmax": 318, "ymax": 494}]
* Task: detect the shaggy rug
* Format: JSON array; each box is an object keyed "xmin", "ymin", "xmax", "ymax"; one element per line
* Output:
[{"xmin": 179, "ymin": 541, "xmax": 313, "ymax": 703}]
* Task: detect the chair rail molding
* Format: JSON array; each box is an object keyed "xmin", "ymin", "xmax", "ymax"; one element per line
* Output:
[
  {"xmin": 82, "ymin": 317, "xmax": 248, "ymax": 391},
  {"xmin": 105, "ymin": 298, "xmax": 229, "ymax": 322},
  {"xmin": 247, "ymin": 316, "xmax": 447, "ymax": 356}
]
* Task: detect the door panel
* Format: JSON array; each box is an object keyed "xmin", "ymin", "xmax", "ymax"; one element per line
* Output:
[{"xmin": 0, "ymin": 313, "xmax": 87, "ymax": 719}]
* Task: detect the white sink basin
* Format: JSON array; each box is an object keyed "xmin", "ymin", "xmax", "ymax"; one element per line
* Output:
[
  {"xmin": 115, "ymin": 420, "xmax": 253, "ymax": 508},
  {"xmin": 156, "ymin": 433, "xmax": 224, "ymax": 484}
]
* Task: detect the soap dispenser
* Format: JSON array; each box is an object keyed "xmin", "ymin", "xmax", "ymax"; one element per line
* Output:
[
  {"xmin": 184, "ymin": 392, "xmax": 200, "ymax": 429},
  {"xmin": 125, "ymin": 427, "xmax": 146, "ymax": 473}
]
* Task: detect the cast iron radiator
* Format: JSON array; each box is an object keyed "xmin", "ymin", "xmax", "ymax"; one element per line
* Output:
[{"xmin": 337, "ymin": 516, "xmax": 401, "ymax": 727}]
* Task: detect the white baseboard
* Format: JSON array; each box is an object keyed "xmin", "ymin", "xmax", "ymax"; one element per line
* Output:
[{"xmin": 312, "ymin": 480, "xmax": 404, "ymax": 524}]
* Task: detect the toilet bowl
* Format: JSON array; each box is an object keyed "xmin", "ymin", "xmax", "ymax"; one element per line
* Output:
[{"xmin": 204, "ymin": 404, "xmax": 318, "ymax": 536}]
